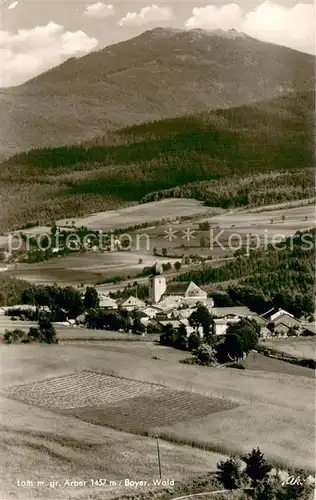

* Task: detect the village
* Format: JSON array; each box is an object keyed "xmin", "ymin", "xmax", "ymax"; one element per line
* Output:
[
  {"xmin": 0, "ymin": 6, "xmax": 315, "ymax": 499},
  {"xmin": 1, "ymin": 261, "xmax": 314, "ymax": 342}
]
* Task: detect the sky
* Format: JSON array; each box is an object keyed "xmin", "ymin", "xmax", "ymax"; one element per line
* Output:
[{"xmin": 0, "ymin": 0, "xmax": 314, "ymax": 87}]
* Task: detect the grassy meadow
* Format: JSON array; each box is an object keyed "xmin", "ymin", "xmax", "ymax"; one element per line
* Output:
[
  {"xmin": 1, "ymin": 341, "xmax": 314, "ymax": 489},
  {"xmin": 1, "ymin": 393, "xmax": 229, "ymax": 500},
  {"xmin": 261, "ymin": 338, "xmax": 316, "ymax": 360}
]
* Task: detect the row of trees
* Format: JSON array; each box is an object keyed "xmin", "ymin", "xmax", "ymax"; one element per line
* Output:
[
  {"xmin": 19, "ymin": 284, "xmax": 148, "ymax": 334},
  {"xmin": 19, "ymin": 285, "xmax": 100, "ymax": 320},
  {"xmin": 86, "ymin": 308, "xmax": 145, "ymax": 335},
  {"xmin": 0, "ymin": 275, "xmax": 34, "ymax": 307},
  {"xmin": 109, "ymin": 284, "xmax": 149, "ymax": 301},
  {"xmin": 211, "ymin": 286, "xmax": 315, "ymax": 320}
]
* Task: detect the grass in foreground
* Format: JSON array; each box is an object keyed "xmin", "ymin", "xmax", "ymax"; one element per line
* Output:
[
  {"xmin": 1, "ymin": 342, "xmax": 314, "ymax": 475},
  {"xmin": 150, "ymin": 401, "xmax": 314, "ymax": 472},
  {"xmin": 1, "ymin": 395, "xmax": 227, "ymax": 500}
]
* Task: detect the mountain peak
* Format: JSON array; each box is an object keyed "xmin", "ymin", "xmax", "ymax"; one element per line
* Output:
[
  {"xmin": 148, "ymin": 27, "xmax": 183, "ymax": 36},
  {"xmin": 0, "ymin": 26, "xmax": 313, "ymax": 158},
  {"xmin": 144, "ymin": 26, "xmax": 247, "ymax": 41}
]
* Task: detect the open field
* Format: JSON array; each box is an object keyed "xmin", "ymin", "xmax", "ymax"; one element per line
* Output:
[
  {"xmin": 1, "ymin": 342, "xmax": 314, "ymax": 476},
  {"xmin": 56, "ymin": 199, "xmax": 215, "ymax": 232},
  {"xmin": 208, "ymin": 203, "xmax": 314, "ymax": 233},
  {"xmin": 112, "ymin": 200, "xmax": 315, "ymax": 262},
  {"xmin": 0, "ymin": 319, "xmax": 148, "ymax": 341},
  {"xmin": 242, "ymin": 351, "xmax": 314, "ymax": 378},
  {"xmin": 4, "ymin": 371, "xmax": 238, "ymax": 434},
  {"xmin": 2, "ymin": 251, "xmax": 179, "ymax": 285},
  {"xmin": 151, "ymin": 401, "xmax": 314, "ymax": 471},
  {"xmin": 55, "ymin": 198, "xmax": 313, "ymax": 241},
  {"xmin": 69, "ymin": 342, "xmax": 314, "ymax": 378},
  {"xmin": 2, "ymin": 198, "xmax": 314, "ymax": 286},
  {"xmin": 2, "ymin": 253, "xmax": 232, "ymax": 287},
  {"xmin": 261, "ymin": 338, "xmax": 316, "ymax": 360},
  {"xmin": 62, "ymin": 341, "xmax": 186, "ymax": 361},
  {"xmin": 3, "ymin": 371, "xmax": 165, "ymax": 410}
]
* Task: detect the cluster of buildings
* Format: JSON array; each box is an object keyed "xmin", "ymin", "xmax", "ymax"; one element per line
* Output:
[
  {"xmin": 95, "ymin": 263, "xmax": 314, "ymax": 338},
  {"xmin": 98, "ymin": 274, "xmax": 215, "ymax": 336},
  {"xmin": 2, "ymin": 263, "xmax": 313, "ymax": 339}
]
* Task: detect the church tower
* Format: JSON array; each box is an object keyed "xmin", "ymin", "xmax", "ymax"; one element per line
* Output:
[{"xmin": 148, "ymin": 262, "xmax": 166, "ymax": 304}]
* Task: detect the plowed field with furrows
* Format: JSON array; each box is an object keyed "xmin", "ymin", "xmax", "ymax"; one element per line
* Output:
[
  {"xmin": 61, "ymin": 389, "xmax": 238, "ymax": 433},
  {"xmin": 2, "ymin": 371, "xmax": 164, "ymax": 409}
]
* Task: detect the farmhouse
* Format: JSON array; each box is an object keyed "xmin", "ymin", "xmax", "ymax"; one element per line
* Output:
[
  {"xmin": 301, "ymin": 324, "xmax": 316, "ymax": 336},
  {"xmin": 211, "ymin": 306, "xmax": 254, "ymax": 318},
  {"xmin": 214, "ymin": 317, "xmax": 241, "ymax": 336},
  {"xmin": 261, "ymin": 308, "xmax": 296, "ymax": 324},
  {"xmin": 98, "ymin": 294, "xmax": 118, "ymax": 310},
  {"xmin": 183, "ymin": 281, "xmax": 208, "ymax": 305},
  {"xmin": 158, "ymin": 319, "xmax": 202, "ymax": 337},
  {"xmin": 121, "ymin": 296, "xmax": 146, "ymax": 311},
  {"xmin": 141, "ymin": 306, "xmax": 161, "ymax": 319},
  {"xmin": 155, "ymin": 294, "xmax": 183, "ymax": 308},
  {"xmin": 261, "ymin": 308, "xmax": 301, "ymax": 336},
  {"xmin": 177, "ymin": 308, "xmax": 195, "ymax": 320},
  {"xmin": 260, "ymin": 326, "xmax": 271, "ymax": 339}
]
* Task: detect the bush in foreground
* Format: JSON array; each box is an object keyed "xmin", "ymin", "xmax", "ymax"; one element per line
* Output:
[
  {"xmin": 216, "ymin": 456, "xmax": 243, "ymax": 489},
  {"xmin": 3, "ymin": 314, "xmax": 58, "ymax": 344},
  {"xmin": 216, "ymin": 448, "xmax": 314, "ymax": 499},
  {"xmin": 243, "ymin": 448, "xmax": 272, "ymax": 488},
  {"xmin": 4, "ymin": 329, "xmax": 28, "ymax": 344},
  {"xmin": 191, "ymin": 344, "xmax": 217, "ymax": 366}
]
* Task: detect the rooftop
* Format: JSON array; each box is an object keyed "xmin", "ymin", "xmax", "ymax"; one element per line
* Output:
[{"xmin": 211, "ymin": 307, "xmax": 253, "ymax": 318}]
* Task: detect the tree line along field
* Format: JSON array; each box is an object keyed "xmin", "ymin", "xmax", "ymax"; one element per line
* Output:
[
  {"xmin": 1, "ymin": 342, "xmax": 314, "ymax": 477},
  {"xmin": 0, "ymin": 91, "xmax": 313, "ymax": 233}
]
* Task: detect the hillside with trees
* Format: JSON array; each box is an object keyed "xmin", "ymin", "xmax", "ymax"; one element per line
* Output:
[
  {"xmin": 0, "ymin": 91, "xmax": 313, "ymax": 232},
  {"xmin": 176, "ymin": 230, "xmax": 315, "ymax": 317}
]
